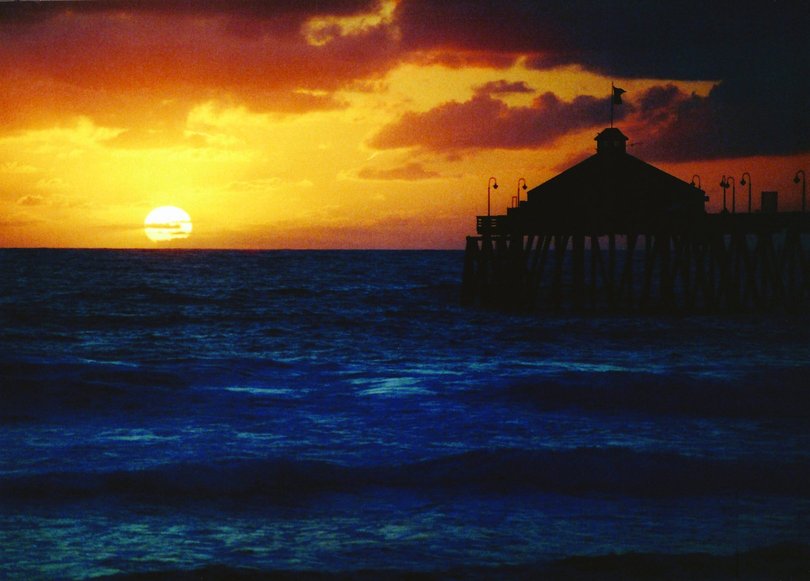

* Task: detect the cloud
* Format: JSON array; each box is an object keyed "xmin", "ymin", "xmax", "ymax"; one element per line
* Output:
[
  {"xmin": 394, "ymin": 1, "xmax": 807, "ymax": 80},
  {"xmin": 358, "ymin": 162, "xmax": 440, "ymax": 180},
  {"xmin": 5, "ymin": 1, "xmax": 807, "ymax": 93},
  {"xmin": 204, "ymin": 213, "xmax": 457, "ymax": 249},
  {"xmin": 2, "ymin": 0, "xmax": 806, "ymax": 161},
  {"xmin": 0, "ymin": 0, "xmax": 398, "ymax": 133},
  {"xmin": 16, "ymin": 195, "xmax": 46, "ymax": 207},
  {"xmin": 0, "ymin": 217, "xmax": 39, "ymax": 228},
  {"xmin": 631, "ymin": 82, "xmax": 810, "ymax": 161},
  {"xmin": 370, "ymin": 91, "xmax": 621, "ymax": 152},
  {"xmin": 0, "ymin": 0, "xmax": 379, "ymax": 26},
  {"xmin": 636, "ymin": 85, "xmax": 683, "ymax": 125},
  {"xmin": 393, "ymin": 1, "xmax": 808, "ymax": 159},
  {"xmin": 86, "ymin": 222, "xmax": 149, "ymax": 233},
  {"xmin": 0, "ymin": 1, "xmax": 395, "ymax": 92},
  {"xmin": 102, "ymin": 127, "xmax": 205, "ymax": 150},
  {"xmin": 475, "ymin": 80, "xmax": 534, "ymax": 96},
  {"xmin": 394, "ymin": 1, "xmax": 542, "ymax": 61},
  {"xmin": 1, "ymin": 161, "xmax": 39, "ymax": 174},
  {"xmin": 36, "ymin": 177, "xmax": 69, "ymax": 191},
  {"xmin": 13, "ymin": 192, "xmax": 88, "ymax": 209}
]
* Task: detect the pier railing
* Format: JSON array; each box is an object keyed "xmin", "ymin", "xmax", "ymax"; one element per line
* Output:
[
  {"xmin": 463, "ymin": 212, "xmax": 810, "ymax": 312},
  {"xmin": 476, "ymin": 215, "xmax": 511, "ymax": 235}
]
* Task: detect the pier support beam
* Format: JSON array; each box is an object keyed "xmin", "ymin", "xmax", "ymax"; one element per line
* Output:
[{"xmin": 462, "ymin": 216, "xmax": 810, "ymax": 312}]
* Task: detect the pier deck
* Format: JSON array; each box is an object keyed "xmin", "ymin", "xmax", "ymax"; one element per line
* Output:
[
  {"xmin": 462, "ymin": 210, "xmax": 810, "ymax": 312},
  {"xmin": 462, "ymin": 127, "xmax": 808, "ymax": 312}
]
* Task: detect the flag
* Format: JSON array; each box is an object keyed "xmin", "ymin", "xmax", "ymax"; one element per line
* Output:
[{"xmin": 612, "ymin": 85, "xmax": 626, "ymax": 105}]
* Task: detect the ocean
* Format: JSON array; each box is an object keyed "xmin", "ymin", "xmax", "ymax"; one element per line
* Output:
[{"xmin": 1, "ymin": 249, "xmax": 809, "ymax": 579}]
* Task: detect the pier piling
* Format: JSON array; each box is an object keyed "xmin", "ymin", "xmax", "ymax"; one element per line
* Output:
[{"xmin": 462, "ymin": 128, "xmax": 810, "ymax": 312}]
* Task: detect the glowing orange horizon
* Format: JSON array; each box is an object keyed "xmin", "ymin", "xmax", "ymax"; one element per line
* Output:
[{"xmin": 0, "ymin": 1, "xmax": 806, "ymax": 249}]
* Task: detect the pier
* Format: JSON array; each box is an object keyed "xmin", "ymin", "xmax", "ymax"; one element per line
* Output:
[{"xmin": 462, "ymin": 128, "xmax": 810, "ymax": 312}]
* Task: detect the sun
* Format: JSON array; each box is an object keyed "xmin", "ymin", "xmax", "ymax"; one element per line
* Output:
[{"xmin": 144, "ymin": 206, "xmax": 193, "ymax": 242}]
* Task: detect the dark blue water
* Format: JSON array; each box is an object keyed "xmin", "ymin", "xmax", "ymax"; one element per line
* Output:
[{"xmin": 1, "ymin": 249, "xmax": 809, "ymax": 579}]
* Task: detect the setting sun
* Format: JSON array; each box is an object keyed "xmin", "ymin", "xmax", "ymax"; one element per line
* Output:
[
  {"xmin": 144, "ymin": 206, "xmax": 192, "ymax": 242},
  {"xmin": 0, "ymin": 0, "xmax": 805, "ymax": 251},
  {"xmin": 2, "ymin": 1, "xmax": 809, "ymax": 578}
]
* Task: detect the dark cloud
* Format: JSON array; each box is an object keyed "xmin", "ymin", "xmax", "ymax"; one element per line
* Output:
[
  {"xmin": 0, "ymin": 9, "xmax": 398, "ymax": 92},
  {"xmin": 631, "ymin": 81, "xmax": 810, "ymax": 161},
  {"xmin": 395, "ymin": 0, "xmax": 807, "ymax": 81},
  {"xmin": 0, "ymin": 0, "xmax": 378, "ymax": 24},
  {"xmin": 475, "ymin": 80, "xmax": 534, "ymax": 96},
  {"xmin": 13, "ymin": 0, "xmax": 799, "ymax": 85},
  {"xmin": 370, "ymin": 92, "xmax": 622, "ymax": 152},
  {"xmin": 637, "ymin": 85, "xmax": 682, "ymax": 125},
  {"xmin": 4, "ymin": 0, "xmax": 806, "ymax": 88},
  {"xmin": 394, "ymin": 1, "xmax": 545, "ymax": 57},
  {"xmin": 2, "ymin": 0, "xmax": 806, "ymax": 159},
  {"xmin": 358, "ymin": 162, "xmax": 440, "ymax": 180},
  {"xmin": 393, "ymin": 0, "xmax": 808, "ymax": 158}
]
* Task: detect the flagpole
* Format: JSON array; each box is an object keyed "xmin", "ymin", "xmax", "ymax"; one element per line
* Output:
[{"xmin": 610, "ymin": 84, "xmax": 626, "ymax": 127}]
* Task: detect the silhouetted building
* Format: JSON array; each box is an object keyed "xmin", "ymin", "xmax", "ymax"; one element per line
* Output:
[
  {"xmin": 517, "ymin": 128, "xmax": 706, "ymax": 233},
  {"xmin": 463, "ymin": 127, "xmax": 810, "ymax": 312}
]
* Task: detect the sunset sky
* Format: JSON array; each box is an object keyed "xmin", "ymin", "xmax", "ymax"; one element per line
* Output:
[{"xmin": 1, "ymin": 0, "xmax": 808, "ymax": 249}]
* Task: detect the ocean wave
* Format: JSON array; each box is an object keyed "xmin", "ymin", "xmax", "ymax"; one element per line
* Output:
[
  {"xmin": 0, "ymin": 355, "xmax": 319, "ymax": 420},
  {"xmin": 502, "ymin": 367, "xmax": 810, "ymax": 418},
  {"xmin": 88, "ymin": 543, "xmax": 810, "ymax": 581},
  {"xmin": 0, "ymin": 357, "xmax": 189, "ymax": 417},
  {"xmin": 3, "ymin": 448, "xmax": 807, "ymax": 504}
]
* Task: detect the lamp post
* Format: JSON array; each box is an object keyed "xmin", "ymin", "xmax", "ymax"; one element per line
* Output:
[
  {"xmin": 727, "ymin": 176, "xmax": 736, "ymax": 213},
  {"xmin": 721, "ymin": 176, "xmax": 736, "ymax": 213},
  {"xmin": 795, "ymin": 170, "xmax": 806, "ymax": 213},
  {"xmin": 720, "ymin": 175, "xmax": 728, "ymax": 213},
  {"xmin": 487, "ymin": 176, "xmax": 498, "ymax": 217},
  {"xmin": 690, "ymin": 174, "xmax": 701, "ymax": 189},
  {"xmin": 740, "ymin": 172, "xmax": 752, "ymax": 213},
  {"xmin": 516, "ymin": 177, "xmax": 527, "ymax": 208}
]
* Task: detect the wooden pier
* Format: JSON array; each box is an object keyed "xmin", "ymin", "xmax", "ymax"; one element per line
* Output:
[{"xmin": 462, "ymin": 129, "xmax": 810, "ymax": 312}]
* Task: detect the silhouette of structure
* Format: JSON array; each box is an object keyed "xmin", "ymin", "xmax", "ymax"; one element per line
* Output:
[{"xmin": 462, "ymin": 128, "xmax": 810, "ymax": 311}]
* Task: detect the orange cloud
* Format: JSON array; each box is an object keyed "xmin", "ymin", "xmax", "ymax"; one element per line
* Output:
[
  {"xmin": 3, "ymin": 0, "xmax": 805, "ymax": 159},
  {"xmin": 358, "ymin": 162, "xmax": 440, "ymax": 181},
  {"xmin": 0, "ymin": 0, "xmax": 399, "ymax": 135},
  {"xmin": 2, "ymin": 0, "xmax": 806, "ymax": 250},
  {"xmin": 370, "ymin": 91, "xmax": 619, "ymax": 152},
  {"xmin": 16, "ymin": 195, "xmax": 46, "ymax": 207}
]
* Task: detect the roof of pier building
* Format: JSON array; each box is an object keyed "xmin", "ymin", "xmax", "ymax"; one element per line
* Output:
[{"xmin": 522, "ymin": 128, "xmax": 705, "ymax": 231}]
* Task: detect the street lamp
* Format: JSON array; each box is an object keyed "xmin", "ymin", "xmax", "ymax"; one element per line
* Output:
[
  {"xmin": 740, "ymin": 172, "xmax": 752, "ymax": 213},
  {"xmin": 727, "ymin": 176, "xmax": 736, "ymax": 213},
  {"xmin": 720, "ymin": 175, "xmax": 728, "ymax": 213},
  {"xmin": 690, "ymin": 174, "xmax": 701, "ymax": 189},
  {"xmin": 515, "ymin": 177, "xmax": 527, "ymax": 208},
  {"xmin": 795, "ymin": 170, "xmax": 806, "ymax": 213},
  {"xmin": 487, "ymin": 176, "xmax": 498, "ymax": 216}
]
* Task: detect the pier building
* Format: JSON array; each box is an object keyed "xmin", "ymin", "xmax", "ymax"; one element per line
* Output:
[{"xmin": 462, "ymin": 128, "xmax": 810, "ymax": 311}]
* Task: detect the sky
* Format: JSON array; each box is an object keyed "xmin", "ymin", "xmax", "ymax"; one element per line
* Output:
[{"xmin": 0, "ymin": 0, "xmax": 808, "ymax": 249}]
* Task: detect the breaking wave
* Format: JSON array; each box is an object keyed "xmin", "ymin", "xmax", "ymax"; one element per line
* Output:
[{"xmin": 3, "ymin": 448, "xmax": 808, "ymax": 504}]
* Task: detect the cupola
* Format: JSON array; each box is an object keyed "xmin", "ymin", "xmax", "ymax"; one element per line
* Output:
[{"xmin": 595, "ymin": 127, "xmax": 628, "ymax": 155}]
